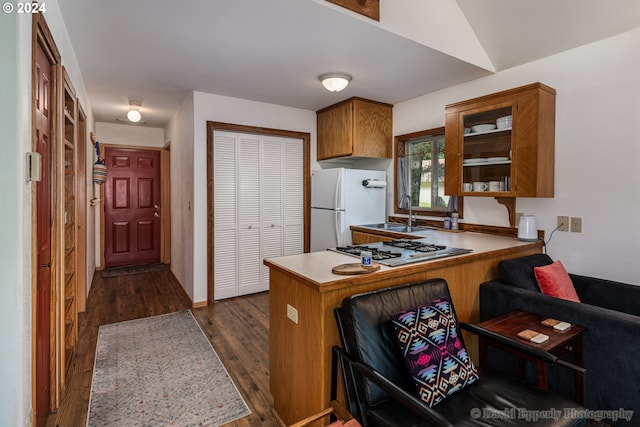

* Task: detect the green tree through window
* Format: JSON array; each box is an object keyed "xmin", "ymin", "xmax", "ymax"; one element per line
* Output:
[{"xmin": 406, "ymin": 134, "xmax": 448, "ymax": 208}]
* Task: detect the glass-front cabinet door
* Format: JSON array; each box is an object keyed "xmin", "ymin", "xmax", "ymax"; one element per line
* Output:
[
  {"xmin": 461, "ymin": 103, "xmax": 513, "ymax": 195},
  {"xmin": 445, "ymin": 82, "xmax": 556, "ymax": 198}
]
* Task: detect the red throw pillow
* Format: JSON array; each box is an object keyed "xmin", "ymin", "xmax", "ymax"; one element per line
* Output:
[{"xmin": 534, "ymin": 261, "xmax": 581, "ymax": 302}]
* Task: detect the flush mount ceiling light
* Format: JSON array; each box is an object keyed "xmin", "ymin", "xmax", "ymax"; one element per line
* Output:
[
  {"xmin": 127, "ymin": 97, "xmax": 142, "ymax": 123},
  {"xmin": 319, "ymin": 72, "xmax": 352, "ymax": 92}
]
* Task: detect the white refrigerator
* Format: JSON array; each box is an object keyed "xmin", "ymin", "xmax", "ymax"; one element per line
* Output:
[{"xmin": 311, "ymin": 168, "xmax": 387, "ymax": 251}]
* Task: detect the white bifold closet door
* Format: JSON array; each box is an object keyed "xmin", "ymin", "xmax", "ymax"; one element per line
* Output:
[{"xmin": 213, "ymin": 130, "xmax": 303, "ymax": 300}]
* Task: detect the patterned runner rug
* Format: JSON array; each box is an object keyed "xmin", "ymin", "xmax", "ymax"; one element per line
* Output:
[{"xmin": 87, "ymin": 311, "xmax": 251, "ymax": 426}]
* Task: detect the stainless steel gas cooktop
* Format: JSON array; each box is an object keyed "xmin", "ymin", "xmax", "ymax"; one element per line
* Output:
[{"xmin": 329, "ymin": 239, "xmax": 472, "ymax": 267}]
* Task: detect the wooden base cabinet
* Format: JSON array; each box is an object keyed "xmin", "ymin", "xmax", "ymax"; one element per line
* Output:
[
  {"xmin": 445, "ymin": 83, "xmax": 556, "ymax": 198},
  {"xmin": 317, "ymin": 97, "xmax": 392, "ymax": 160}
]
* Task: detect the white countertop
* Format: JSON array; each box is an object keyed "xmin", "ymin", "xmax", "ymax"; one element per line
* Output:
[{"xmin": 264, "ymin": 230, "xmax": 540, "ymax": 287}]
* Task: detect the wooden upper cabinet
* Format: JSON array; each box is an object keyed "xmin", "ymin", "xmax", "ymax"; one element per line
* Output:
[
  {"xmin": 317, "ymin": 97, "xmax": 392, "ymax": 160},
  {"xmin": 445, "ymin": 83, "xmax": 556, "ymax": 198}
]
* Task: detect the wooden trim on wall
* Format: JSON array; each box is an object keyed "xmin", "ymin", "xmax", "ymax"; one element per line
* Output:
[
  {"xmin": 326, "ymin": 0, "xmax": 379, "ymax": 20},
  {"xmin": 167, "ymin": 269, "xmax": 201, "ymax": 308},
  {"xmin": 161, "ymin": 143, "xmax": 171, "ymax": 264},
  {"xmin": 32, "ymin": 11, "xmax": 62, "ymax": 413},
  {"xmin": 206, "ymin": 121, "xmax": 311, "ymax": 304}
]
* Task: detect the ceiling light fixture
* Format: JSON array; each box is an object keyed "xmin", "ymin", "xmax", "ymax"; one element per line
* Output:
[
  {"xmin": 319, "ymin": 72, "xmax": 352, "ymax": 92},
  {"xmin": 127, "ymin": 97, "xmax": 142, "ymax": 123}
]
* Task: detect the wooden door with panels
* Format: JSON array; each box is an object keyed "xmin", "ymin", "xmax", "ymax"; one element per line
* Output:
[
  {"xmin": 104, "ymin": 148, "xmax": 161, "ymax": 267},
  {"xmin": 34, "ymin": 26, "xmax": 56, "ymax": 427}
]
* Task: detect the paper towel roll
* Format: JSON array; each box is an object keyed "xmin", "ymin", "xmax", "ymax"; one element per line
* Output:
[{"xmin": 362, "ymin": 179, "xmax": 387, "ymax": 188}]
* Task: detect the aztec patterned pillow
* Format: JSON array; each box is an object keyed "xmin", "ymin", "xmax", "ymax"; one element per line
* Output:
[{"xmin": 390, "ymin": 297, "xmax": 479, "ymax": 407}]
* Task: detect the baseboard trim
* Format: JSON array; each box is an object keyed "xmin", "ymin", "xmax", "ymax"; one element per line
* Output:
[
  {"xmin": 167, "ymin": 269, "xmax": 201, "ymax": 308},
  {"xmin": 271, "ymin": 408, "xmax": 287, "ymax": 427}
]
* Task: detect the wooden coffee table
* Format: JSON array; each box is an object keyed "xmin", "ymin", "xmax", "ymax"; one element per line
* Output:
[{"xmin": 477, "ymin": 310, "xmax": 585, "ymax": 403}]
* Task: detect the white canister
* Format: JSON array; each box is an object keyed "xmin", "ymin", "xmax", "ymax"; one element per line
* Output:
[
  {"xmin": 360, "ymin": 251, "xmax": 372, "ymax": 267},
  {"xmin": 517, "ymin": 215, "xmax": 538, "ymax": 241}
]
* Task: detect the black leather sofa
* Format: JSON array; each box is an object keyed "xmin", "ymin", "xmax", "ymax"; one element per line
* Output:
[{"xmin": 480, "ymin": 254, "xmax": 640, "ymax": 425}]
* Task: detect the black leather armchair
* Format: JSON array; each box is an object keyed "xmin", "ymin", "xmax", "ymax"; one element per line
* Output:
[{"xmin": 334, "ymin": 279, "xmax": 586, "ymax": 427}]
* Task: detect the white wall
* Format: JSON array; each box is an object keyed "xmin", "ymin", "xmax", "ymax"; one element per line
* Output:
[
  {"xmin": 188, "ymin": 92, "xmax": 317, "ymax": 303},
  {"xmin": 0, "ymin": 12, "xmax": 34, "ymax": 427},
  {"xmin": 83, "ymin": 126, "xmax": 97, "ymax": 297},
  {"xmin": 314, "ymin": 0, "xmax": 494, "ymax": 71},
  {"xmin": 164, "ymin": 95, "xmax": 195, "ymax": 298},
  {"xmin": 95, "ymin": 122, "xmax": 165, "ymax": 148},
  {"xmin": 393, "ymin": 29, "xmax": 640, "ymax": 284}
]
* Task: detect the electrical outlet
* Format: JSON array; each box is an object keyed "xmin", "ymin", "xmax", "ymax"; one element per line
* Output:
[
  {"xmin": 571, "ymin": 217, "xmax": 582, "ymax": 233},
  {"xmin": 286, "ymin": 304, "xmax": 298, "ymax": 324},
  {"xmin": 557, "ymin": 216, "xmax": 569, "ymax": 232}
]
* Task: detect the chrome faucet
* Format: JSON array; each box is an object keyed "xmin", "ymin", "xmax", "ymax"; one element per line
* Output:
[{"xmin": 399, "ymin": 194, "xmax": 413, "ymax": 229}]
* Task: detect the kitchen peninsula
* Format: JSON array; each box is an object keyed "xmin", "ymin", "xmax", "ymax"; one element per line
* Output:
[{"xmin": 264, "ymin": 230, "xmax": 543, "ymax": 426}]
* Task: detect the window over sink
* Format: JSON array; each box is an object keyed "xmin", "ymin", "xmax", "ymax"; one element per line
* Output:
[{"xmin": 394, "ymin": 127, "xmax": 460, "ymax": 217}]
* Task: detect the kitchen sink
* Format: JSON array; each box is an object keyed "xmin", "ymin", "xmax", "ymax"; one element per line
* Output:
[{"xmin": 360, "ymin": 223, "xmax": 433, "ymax": 233}]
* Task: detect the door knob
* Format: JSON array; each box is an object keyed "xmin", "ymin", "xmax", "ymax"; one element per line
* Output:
[
  {"xmin": 41, "ymin": 263, "xmax": 51, "ymax": 268},
  {"xmin": 154, "ymin": 212, "xmax": 160, "ymax": 217},
  {"xmin": 154, "ymin": 204, "xmax": 159, "ymax": 209}
]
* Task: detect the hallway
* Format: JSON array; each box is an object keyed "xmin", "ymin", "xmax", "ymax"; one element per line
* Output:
[{"xmin": 48, "ymin": 269, "xmax": 277, "ymax": 427}]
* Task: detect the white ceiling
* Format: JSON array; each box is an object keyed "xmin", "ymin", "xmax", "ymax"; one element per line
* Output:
[{"xmin": 57, "ymin": 0, "xmax": 640, "ymax": 127}]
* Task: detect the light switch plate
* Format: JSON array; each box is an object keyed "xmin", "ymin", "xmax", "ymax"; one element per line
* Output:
[
  {"xmin": 571, "ymin": 217, "xmax": 582, "ymax": 233},
  {"xmin": 26, "ymin": 152, "xmax": 41, "ymax": 182}
]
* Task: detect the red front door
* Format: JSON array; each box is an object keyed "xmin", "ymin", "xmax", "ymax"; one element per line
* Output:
[
  {"xmin": 34, "ymin": 37, "xmax": 52, "ymax": 427},
  {"xmin": 104, "ymin": 148, "xmax": 161, "ymax": 267}
]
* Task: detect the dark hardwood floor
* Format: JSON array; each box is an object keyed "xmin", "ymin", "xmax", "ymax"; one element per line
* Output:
[{"xmin": 48, "ymin": 269, "xmax": 279, "ymax": 427}]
